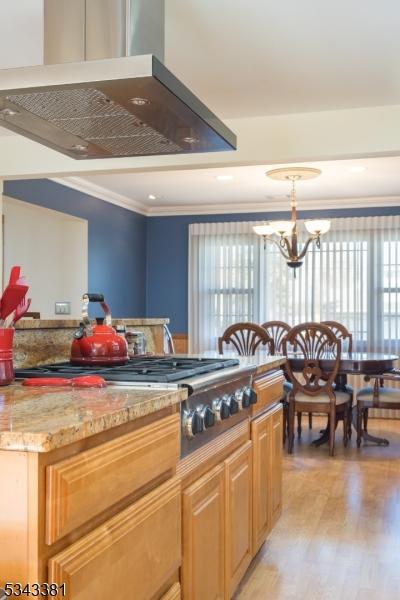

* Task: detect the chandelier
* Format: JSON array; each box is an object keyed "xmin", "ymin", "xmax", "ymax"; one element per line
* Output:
[{"xmin": 253, "ymin": 167, "xmax": 331, "ymax": 270}]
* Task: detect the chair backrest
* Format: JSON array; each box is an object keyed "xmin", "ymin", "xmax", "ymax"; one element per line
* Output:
[
  {"xmin": 283, "ymin": 322, "xmax": 341, "ymax": 396},
  {"xmin": 261, "ymin": 320, "xmax": 291, "ymax": 354},
  {"xmin": 218, "ymin": 322, "xmax": 275, "ymax": 356},
  {"xmin": 321, "ymin": 320, "xmax": 353, "ymax": 353},
  {"xmin": 163, "ymin": 324, "xmax": 175, "ymax": 354}
]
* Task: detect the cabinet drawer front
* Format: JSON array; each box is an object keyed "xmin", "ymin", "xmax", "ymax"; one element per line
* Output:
[
  {"xmin": 49, "ymin": 477, "xmax": 181, "ymax": 600},
  {"xmin": 46, "ymin": 413, "xmax": 180, "ymax": 544},
  {"xmin": 252, "ymin": 370, "xmax": 284, "ymax": 416}
]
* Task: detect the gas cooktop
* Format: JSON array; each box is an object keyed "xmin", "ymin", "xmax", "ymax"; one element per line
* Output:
[{"xmin": 15, "ymin": 357, "xmax": 240, "ymax": 383}]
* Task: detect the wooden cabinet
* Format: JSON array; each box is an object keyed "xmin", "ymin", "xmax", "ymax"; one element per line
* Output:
[
  {"xmin": 251, "ymin": 412, "xmax": 272, "ymax": 553},
  {"xmin": 271, "ymin": 408, "xmax": 283, "ymax": 526},
  {"xmin": 252, "ymin": 370, "xmax": 285, "ymax": 417},
  {"xmin": 224, "ymin": 442, "xmax": 252, "ymax": 599},
  {"xmin": 46, "ymin": 414, "xmax": 180, "ymax": 544},
  {"xmin": 251, "ymin": 405, "xmax": 283, "ymax": 555},
  {"xmin": 49, "ymin": 477, "xmax": 181, "ymax": 600},
  {"xmin": 182, "ymin": 465, "xmax": 225, "ymax": 600}
]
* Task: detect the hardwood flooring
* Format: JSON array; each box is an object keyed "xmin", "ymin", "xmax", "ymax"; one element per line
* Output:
[{"xmin": 235, "ymin": 418, "xmax": 400, "ymax": 600}]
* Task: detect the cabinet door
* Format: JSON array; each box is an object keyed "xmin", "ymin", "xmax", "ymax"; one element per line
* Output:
[
  {"xmin": 251, "ymin": 412, "xmax": 272, "ymax": 555},
  {"xmin": 182, "ymin": 465, "xmax": 225, "ymax": 600},
  {"xmin": 224, "ymin": 442, "xmax": 252, "ymax": 599},
  {"xmin": 271, "ymin": 408, "xmax": 283, "ymax": 526},
  {"xmin": 48, "ymin": 478, "xmax": 181, "ymax": 600}
]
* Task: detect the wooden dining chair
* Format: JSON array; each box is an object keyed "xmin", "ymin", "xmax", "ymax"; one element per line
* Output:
[
  {"xmin": 356, "ymin": 372, "xmax": 400, "ymax": 447},
  {"xmin": 321, "ymin": 321, "xmax": 353, "ymax": 353},
  {"xmin": 283, "ymin": 322, "xmax": 353, "ymax": 456},
  {"xmin": 304, "ymin": 320, "xmax": 353, "ymax": 432},
  {"xmin": 218, "ymin": 322, "xmax": 275, "ymax": 356},
  {"xmin": 260, "ymin": 321, "xmax": 291, "ymax": 354}
]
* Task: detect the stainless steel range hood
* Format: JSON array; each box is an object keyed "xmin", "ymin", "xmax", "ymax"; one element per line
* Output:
[{"xmin": 0, "ymin": 0, "xmax": 236, "ymax": 160}]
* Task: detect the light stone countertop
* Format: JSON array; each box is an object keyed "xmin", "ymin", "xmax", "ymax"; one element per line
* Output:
[
  {"xmin": 15, "ymin": 318, "xmax": 169, "ymax": 330},
  {"xmin": 0, "ymin": 384, "xmax": 186, "ymax": 453},
  {"xmin": 0, "ymin": 354, "xmax": 285, "ymax": 454}
]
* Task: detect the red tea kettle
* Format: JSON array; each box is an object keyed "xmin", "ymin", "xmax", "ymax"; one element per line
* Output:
[{"xmin": 70, "ymin": 294, "xmax": 129, "ymax": 366}]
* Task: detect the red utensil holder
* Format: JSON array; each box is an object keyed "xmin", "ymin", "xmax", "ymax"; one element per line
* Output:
[{"xmin": 0, "ymin": 328, "xmax": 14, "ymax": 385}]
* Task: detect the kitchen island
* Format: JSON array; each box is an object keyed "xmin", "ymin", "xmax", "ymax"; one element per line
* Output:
[{"xmin": 0, "ymin": 354, "xmax": 285, "ymax": 600}]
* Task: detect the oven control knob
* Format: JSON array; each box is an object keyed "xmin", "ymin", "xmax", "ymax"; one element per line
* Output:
[
  {"xmin": 182, "ymin": 409, "xmax": 204, "ymax": 439},
  {"xmin": 196, "ymin": 405, "xmax": 215, "ymax": 429},
  {"xmin": 212, "ymin": 398, "xmax": 230, "ymax": 421},
  {"xmin": 235, "ymin": 388, "xmax": 250, "ymax": 409},
  {"xmin": 243, "ymin": 386, "xmax": 257, "ymax": 405},
  {"xmin": 224, "ymin": 393, "xmax": 239, "ymax": 415}
]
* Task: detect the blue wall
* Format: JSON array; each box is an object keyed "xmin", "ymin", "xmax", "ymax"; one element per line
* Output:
[
  {"xmin": 146, "ymin": 205, "xmax": 400, "ymax": 333},
  {"xmin": 4, "ymin": 179, "xmax": 147, "ymax": 317},
  {"xmin": 5, "ymin": 178, "xmax": 400, "ymax": 332}
]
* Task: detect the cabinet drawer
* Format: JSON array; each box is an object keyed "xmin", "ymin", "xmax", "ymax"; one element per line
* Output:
[
  {"xmin": 46, "ymin": 413, "xmax": 180, "ymax": 544},
  {"xmin": 251, "ymin": 370, "xmax": 284, "ymax": 416},
  {"xmin": 49, "ymin": 477, "xmax": 181, "ymax": 600}
]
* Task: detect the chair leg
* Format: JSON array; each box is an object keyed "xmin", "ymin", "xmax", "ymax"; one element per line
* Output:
[
  {"xmin": 348, "ymin": 401, "xmax": 353, "ymax": 439},
  {"xmin": 343, "ymin": 407, "xmax": 349, "ymax": 448},
  {"xmin": 308, "ymin": 412, "xmax": 313, "ymax": 429},
  {"xmin": 363, "ymin": 408, "xmax": 369, "ymax": 432},
  {"xmin": 288, "ymin": 402, "xmax": 295, "ymax": 454},
  {"xmin": 329, "ymin": 407, "xmax": 336, "ymax": 456},
  {"xmin": 297, "ymin": 411, "xmax": 302, "ymax": 437},
  {"xmin": 356, "ymin": 405, "xmax": 363, "ymax": 448}
]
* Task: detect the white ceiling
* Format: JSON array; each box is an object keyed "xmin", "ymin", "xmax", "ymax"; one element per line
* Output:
[
  {"xmin": 166, "ymin": 0, "xmax": 400, "ymax": 117},
  {"xmin": 62, "ymin": 156, "xmax": 400, "ymax": 215}
]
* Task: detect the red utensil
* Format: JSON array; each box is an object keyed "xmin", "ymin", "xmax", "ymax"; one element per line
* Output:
[
  {"xmin": 0, "ymin": 284, "xmax": 29, "ymax": 322},
  {"xmin": 8, "ymin": 266, "xmax": 21, "ymax": 286},
  {"xmin": 12, "ymin": 297, "xmax": 32, "ymax": 326},
  {"xmin": 22, "ymin": 375, "xmax": 107, "ymax": 388}
]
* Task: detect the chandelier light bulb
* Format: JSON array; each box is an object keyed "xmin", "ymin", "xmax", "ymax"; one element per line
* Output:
[{"xmin": 304, "ymin": 220, "xmax": 331, "ymax": 235}]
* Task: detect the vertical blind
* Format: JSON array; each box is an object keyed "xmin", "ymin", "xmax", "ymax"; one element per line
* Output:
[{"xmin": 189, "ymin": 216, "xmax": 400, "ymax": 364}]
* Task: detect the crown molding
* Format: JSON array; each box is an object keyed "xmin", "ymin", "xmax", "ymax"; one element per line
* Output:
[
  {"xmin": 51, "ymin": 177, "xmax": 148, "ymax": 215},
  {"xmin": 50, "ymin": 177, "xmax": 400, "ymax": 217},
  {"xmin": 146, "ymin": 195, "xmax": 400, "ymax": 216}
]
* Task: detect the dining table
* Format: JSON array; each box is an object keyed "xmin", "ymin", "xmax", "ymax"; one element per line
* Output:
[{"xmin": 286, "ymin": 351, "xmax": 399, "ymax": 447}]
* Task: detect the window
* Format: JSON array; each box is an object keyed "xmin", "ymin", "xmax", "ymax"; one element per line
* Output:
[{"xmin": 189, "ymin": 216, "xmax": 400, "ymax": 354}]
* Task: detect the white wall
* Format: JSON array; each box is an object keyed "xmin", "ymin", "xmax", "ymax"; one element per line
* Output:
[
  {"xmin": 0, "ymin": 0, "xmax": 43, "ymax": 68},
  {"xmin": 2, "ymin": 196, "xmax": 88, "ymax": 319}
]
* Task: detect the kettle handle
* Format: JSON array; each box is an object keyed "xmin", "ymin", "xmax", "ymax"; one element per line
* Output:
[{"xmin": 82, "ymin": 293, "xmax": 112, "ymax": 327}]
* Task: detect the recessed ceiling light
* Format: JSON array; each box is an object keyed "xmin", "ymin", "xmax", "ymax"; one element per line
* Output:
[
  {"xmin": 216, "ymin": 174, "xmax": 234, "ymax": 182},
  {"xmin": 182, "ymin": 136, "xmax": 199, "ymax": 144},
  {"xmin": 130, "ymin": 97, "xmax": 150, "ymax": 106},
  {"xmin": 347, "ymin": 166, "xmax": 367, "ymax": 173},
  {"xmin": 0, "ymin": 107, "xmax": 19, "ymax": 116},
  {"xmin": 148, "ymin": 194, "xmax": 157, "ymax": 201},
  {"xmin": 72, "ymin": 144, "xmax": 88, "ymax": 152}
]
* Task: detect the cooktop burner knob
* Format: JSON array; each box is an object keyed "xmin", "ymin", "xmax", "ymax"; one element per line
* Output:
[
  {"xmin": 235, "ymin": 388, "xmax": 250, "ymax": 409},
  {"xmin": 196, "ymin": 405, "xmax": 215, "ymax": 429},
  {"xmin": 244, "ymin": 386, "xmax": 257, "ymax": 405},
  {"xmin": 224, "ymin": 393, "xmax": 239, "ymax": 415},
  {"xmin": 212, "ymin": 398, "xmax": 230, "ymax": 421},
  {"xmin": 183, "ymin": 409, "xmax": 204, "ymax": 439}
]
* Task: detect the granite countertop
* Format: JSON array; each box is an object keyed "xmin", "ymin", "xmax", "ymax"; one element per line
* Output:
[
  {"xmin": 0, "ymin": 384, "xmax": 186, "ymax": 453},
  {"xmin": 16, "ymin": 318, "xmax": 169, "ymax": 330}
]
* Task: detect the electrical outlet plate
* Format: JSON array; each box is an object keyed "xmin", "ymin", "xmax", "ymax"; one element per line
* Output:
[{"xmin": 55, "ymin": 301, "xmax": 71, "ymax": 315}]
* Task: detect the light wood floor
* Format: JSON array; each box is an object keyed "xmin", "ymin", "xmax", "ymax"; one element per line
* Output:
[{"xmin": 235, "ymin": 418, "xmax": 400, "ymax": 600}]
